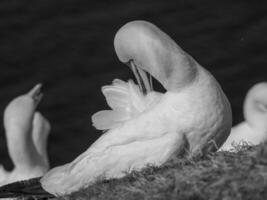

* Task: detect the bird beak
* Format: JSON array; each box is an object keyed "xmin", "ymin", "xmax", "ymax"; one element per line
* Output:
[
  {"xmin": 28, "ymin": 84, "xmax": 44, "ymax": 108},
  {"xmin": 127, "ymin": 60, "xmax": 153, "ymax": 94}
]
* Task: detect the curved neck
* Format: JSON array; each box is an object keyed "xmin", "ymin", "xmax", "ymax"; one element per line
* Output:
[
  {"xmin": 6, "ymin": 126, "xmax": 42, "ymax": 170},
  {"xmin": 135, "ymin": 42, "xmax": 198, "ymax": 91},
  {"xmin": 115, "ymin": 21, "xmax": 198, "ymax": 91},
  {"xmin": 164, "ymin": 52, "xmax": 198, "ymax": 90}
]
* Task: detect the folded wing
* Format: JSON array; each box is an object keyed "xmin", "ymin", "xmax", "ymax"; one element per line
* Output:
[{"xmin": 92, "ymin": 79, "xmax": 147, "ymax": 130}]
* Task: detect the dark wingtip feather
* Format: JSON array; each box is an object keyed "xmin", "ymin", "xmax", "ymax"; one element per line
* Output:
[{"xmin": 0, "ymin": 177, "xmax": 55, "ymax": 199}]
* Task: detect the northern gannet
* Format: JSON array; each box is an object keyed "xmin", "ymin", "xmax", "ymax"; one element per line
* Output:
[
  {"xmin": 0, "ymin": 84, "xmax": 51, "ymax": 186},
  {"xmin": 219, "ymin": 82, "xmax": 267, "ymax": 151},
  {"xmin": 0, "ymin": 20, "xmax": 232, "ymax": 198}
]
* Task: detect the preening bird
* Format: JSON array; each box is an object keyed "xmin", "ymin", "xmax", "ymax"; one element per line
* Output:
[
  {"xmin": 0, "ymin": 20, "xmax": 232, "ymax": 198},
  {"xmin": 219, "ymin": 82, "xmax": 267, "ymax": 151},
  {"xmin": 0, "ymin": 84, "xmax": 51, "ymax": 186}
]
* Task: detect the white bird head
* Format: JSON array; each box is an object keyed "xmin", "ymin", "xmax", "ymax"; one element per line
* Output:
[
  {"xmin": 114, "ymin": 20, "xmax": 198, "ymax": 91},
  {"xmin": 243, "ymin": 82, "xmax": 267, "ymax": 131}
]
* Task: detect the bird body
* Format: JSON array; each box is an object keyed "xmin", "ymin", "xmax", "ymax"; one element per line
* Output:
[
  {"xmin": 219, "ymin": 82, "xmax": 267, "ymax": 151},
  {"xmin": 220, "ymin": 122, "xmax": 265, "ymax": 150},
  {"xmin": 90, "ymin": 67, "xmax": 229, "ymax": 154},
  {"xmin": 41, "ymin": 21, "xmax": 231, "ymax": 196}
]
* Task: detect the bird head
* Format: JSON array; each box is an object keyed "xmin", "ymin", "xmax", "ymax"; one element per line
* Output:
[
  {"xmin": 114, "ymin": 20, "xmax": 198, "ymax": 92},
  {"xmin": 3, "ymin": 84, "xmax": 43, "ymax": 134},
  {"xmin": 243, "ymin": 82, "xmax": 267, "ymax": 131}
]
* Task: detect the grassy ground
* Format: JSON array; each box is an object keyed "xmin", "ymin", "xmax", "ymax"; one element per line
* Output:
[{"xmin": 60, "ymin": 142, "xmax": 267, "ymax": 200}]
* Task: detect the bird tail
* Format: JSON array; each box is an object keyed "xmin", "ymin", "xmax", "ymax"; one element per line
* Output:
[{"xmin": 0, "ymin": 177, "xmax": 54, "ymax": 199}]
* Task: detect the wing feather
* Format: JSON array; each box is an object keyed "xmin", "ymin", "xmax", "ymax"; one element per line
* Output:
[
  {"xmin": 92, "ymin": 79, "xmax": 163, "ymax": 131},
  {"xmin": 92, "ymin": 110, "xmax": 130, "ymax": 130},
  {"xmin": 92, "ymin": 79, "xmax": 146, "ymax": 130}
]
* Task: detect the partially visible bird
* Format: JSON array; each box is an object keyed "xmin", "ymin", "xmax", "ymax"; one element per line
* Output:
[
  {"xmin": 0, "ymin": 20, "xmax": 232, "ymax": 198},
  {"xmin": 0, "ymin": 84, "xmax": 51, "ymax": 186},
  {"xmin": 219, "ymin": 82, "xmax": 267, "ymax": 151}
]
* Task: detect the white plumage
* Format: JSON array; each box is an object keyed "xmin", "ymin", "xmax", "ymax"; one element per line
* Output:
[
  {"xmin": 0, "ymin": 84, "xmax": 50, "ymax": 186},
  {"xmin": 38, "ymin": 21, "xmax": 232, "ymax": 196},
  {"xmin": 219, "ymin": 82, "xmax": 267, "ymax": 151},
  {"xmin": 92, "ymin": 79, "xmax": 162, "ymax": 130}
]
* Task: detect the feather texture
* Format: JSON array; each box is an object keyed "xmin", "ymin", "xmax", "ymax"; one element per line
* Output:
[
  {"xmin": 92, "ymin": 79, "xmax": 162, "ymax": 131},
  {"xmin": 92, "ymin": 79, "xmax": 145, "ymax": 130}
]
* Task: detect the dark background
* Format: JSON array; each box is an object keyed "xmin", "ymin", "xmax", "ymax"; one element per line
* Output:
[{"xmin": 0, "ymin": 0, "xmax": 267, "ymax": 169}]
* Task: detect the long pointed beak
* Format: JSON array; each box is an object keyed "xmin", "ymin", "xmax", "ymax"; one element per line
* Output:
[
  {"xmin": 28, "ymin": 84, "xmax": 43, "ymax": 107},
  {"xmin": 127, "ymin": 60, "xmax": 153, "ymax": 94}
]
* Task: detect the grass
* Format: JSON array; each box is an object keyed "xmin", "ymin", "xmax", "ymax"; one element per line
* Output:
[{"xmin": 58, "ymin": 142, "xmax": 267, "ymax": 200}]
